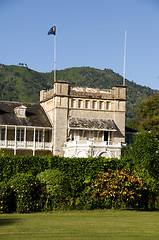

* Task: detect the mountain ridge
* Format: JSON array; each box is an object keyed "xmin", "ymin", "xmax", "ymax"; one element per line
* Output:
[{"xmin": 0, "ymin": 64, "xmax": 158, "ymax": 121}]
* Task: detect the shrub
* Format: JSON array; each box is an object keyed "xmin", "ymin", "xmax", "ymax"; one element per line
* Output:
[
  {"xmin": 9, "ymin": 173, "xmax": 41, "ymax": 213},
  {"xmin": 0, "ymin": 156, "xmax": 121, "ymax": 211},
  {"xmin": 90, "ymin": 169, "xmax": 147, "ymax": 209},
  {"xmin": 47, "ymin": 157, "xmax": 119, "ymax": 207},
  {"xmin": 121, "ymin": 130, "xmax": 159, "ymax": 209},
  {"xmin": 37, "ymin": 169, "xmax": 67, "ymax": 210},
  {"xmin": 0, "ymin": 182, "xmax": 16, "ymax": 213}
]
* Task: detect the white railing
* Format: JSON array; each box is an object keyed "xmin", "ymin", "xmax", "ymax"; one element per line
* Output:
[
  {"xmin": 0, "ymin": 140, "xmax": 5, "ymax": 146},
  {"xmin": 0, "ymin": 140, "xmax": 52, "ymax": 150},
  {"xmin": 64, "ymin": 140, "xmax": 122, "ymax": 148}
]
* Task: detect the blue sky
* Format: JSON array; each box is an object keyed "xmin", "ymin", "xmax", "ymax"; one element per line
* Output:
[{"xmin": 0, "ymin": 0, "xmax": 159, "ymax": 90}]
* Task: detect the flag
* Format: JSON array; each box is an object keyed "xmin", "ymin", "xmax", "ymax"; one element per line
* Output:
[{"xmin": 48, "ymin": 26, "xmax": 56, "ymax": 35}]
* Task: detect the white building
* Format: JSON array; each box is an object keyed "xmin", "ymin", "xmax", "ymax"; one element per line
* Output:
[
  {"xmin": 40, "ymin": 81, "xmax": 126, "ymax": 158},
  {"xmin": 0, "ymin": 81, "xmax": 126, "ymax": 158}
]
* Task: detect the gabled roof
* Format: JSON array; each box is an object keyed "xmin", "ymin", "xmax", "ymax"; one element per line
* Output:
[
  {"xmin": 69, "ymin": 117, "xmax": 116, "ymax": 131},
  {"xmin": 0, "ymin": 101, "xmax": 52, "ymax": 128}
]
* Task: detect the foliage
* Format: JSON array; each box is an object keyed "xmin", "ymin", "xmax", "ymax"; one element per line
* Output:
[
  {"xmin": 1, "ymin": 151, "xmax": 159, "ymax": 212},
  {"xmin": 8, "ymin": 173, "xmax": 41, "ymax": 213},
  {"xmin": 0, "ymin": 182, "xmax": 16, "ymax": 213},
  {"xmin": 126, "ymin": 119, "xmax": 140, "ymax": 131},
  {"xmin": 123, "ymin": 131, "xmax": 159, "ymax": 178},
  {"xmin": 0, "ymin": 155, "xmax": 120, "ymax": 211},
  {"xmin": 121, "ymin": 130, "xmax": 159, "ymax": 209},
  {"xmin": 0, "ymin": 155, "xmax": 49, "ymax": 182},
  {"xmin": 89, "ymin": 169, "xmax": 147, "ymax": 209},
  {"xmin": 0, "ymin": 155, "xmax": 119, "ymax": 201},
  {"xmin": 37, "ymin": 169, "xmax": 66, "ymax": 210},
  {"xmin": 47, "ymin": 157, "xmax": 119, "ymax": 208},
  {"xmin": 136, "ymin": 93, "xmax": 159, "ymax": 138}
]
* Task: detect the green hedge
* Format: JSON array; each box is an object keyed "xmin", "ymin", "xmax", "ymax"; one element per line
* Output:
[
  {"xmin": 1, "ymin": 155, "xmax": 158, "ymax": 212},
  {"xmin": 0, "ymin": 155, "xmax": 119, "ymax": 182},
  {"xmin": 0, "ymin": 155, "xmax": 50, "ymax": 181},
  {"xmin": 0, "ymin": 155, "xmax": 120, "ymax": 212}
]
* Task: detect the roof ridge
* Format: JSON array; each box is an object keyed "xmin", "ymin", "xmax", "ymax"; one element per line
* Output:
[{"xmin": 0, "ymin": 100, "xmax": 39, "ymax": 105}]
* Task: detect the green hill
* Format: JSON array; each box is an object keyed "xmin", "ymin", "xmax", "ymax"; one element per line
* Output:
[{"xmin": 0, "ymin": 64, "xmax": 158, "ymax": 120}]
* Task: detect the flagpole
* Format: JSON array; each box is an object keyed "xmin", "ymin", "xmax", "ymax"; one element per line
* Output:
[
  {"xmin": 54, "ymin": 24, "xmax": 56, "ymax": 82},
  {"xmin": 123, "ymin": 31, "xmax": 127, "ymax": 86}
]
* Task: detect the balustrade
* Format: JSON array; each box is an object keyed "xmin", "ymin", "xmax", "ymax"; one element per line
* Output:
[
  {"xmin": 64, "ymin": 140, "xmax": 121, "ymax": 148},
  {"xmin": 0, "ymin": 140, "xmax": 52, "ymax": 150}
]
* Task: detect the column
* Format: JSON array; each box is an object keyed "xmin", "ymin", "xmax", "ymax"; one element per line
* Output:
[
  {"xmin": 24, "ymin": 127, "xmax": 27, "ymax": 148},
  {"xmin": 43, "ymin": 128, "xmax": 45, "ymax": 149},
  {"xmin": 51, "ymin": 128, "xmax": 53, "ymax": 154},
  {"xmin": 14, "ymin": 126, "xmax": 17, "ymax": 155},
  {"xmin": 5, "ymin": 126, "xmax": 7, "ymax": 147},
  {"xmin": 33, "ymin": 127, "xmax": 36, "ymax": 156},
  {"xmin": 108, "ymin": 131, "xmax": 110, "ymax": 145}
]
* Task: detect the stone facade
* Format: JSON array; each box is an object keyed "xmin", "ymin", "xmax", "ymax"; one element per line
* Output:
[{"xmin": 40, "ymin": 81, "xmax": 126, "ymax": 158}]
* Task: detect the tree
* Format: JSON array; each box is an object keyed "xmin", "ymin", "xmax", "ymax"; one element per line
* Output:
[
  {"xmin": 127, "ymin": 131, "xmax": 159, "ymax": 177},
  {"xmin": 122, "ymin": 130, "xmax": 159, "ymax": 209},
  {"xmin": 136, "ymin": 93, "xmax": 159, "ymax": 138}
]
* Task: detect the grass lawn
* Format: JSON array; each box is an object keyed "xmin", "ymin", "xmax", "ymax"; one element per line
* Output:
[{"xmin": 0, "ymin": 210, "xmax": 159, "ymax": 240}]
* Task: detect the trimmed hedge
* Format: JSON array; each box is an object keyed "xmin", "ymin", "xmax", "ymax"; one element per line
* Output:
[
  {"xmin": 1, "ymin": 155, "xmax": 156, "ymax": 212},
  {"xmin": 0, "ymin": 156, "xmax": 119, "ymax": 199},
  {"xmin": 0, "ymin": 155, "xmax": 120, "ymax": 212},
  {"xmin": 0, "ymin": 155, "xmax": 50, "ymax": 181},
  {"xmin": 0, "ymin": 155, "xmax": 119, "ymax": 182}
]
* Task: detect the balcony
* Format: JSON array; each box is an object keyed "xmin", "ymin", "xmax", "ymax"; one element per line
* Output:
[
  {"xmin": 63, "ymin": 140, "xmax": 122, "ymax": 148},
  {"xmin": 63, "ymin": 140, "xmax": 123, "ymax": 158},
  {"xmin": 0, "ymin": 140, "xmax": 52, "ymax": 150}
]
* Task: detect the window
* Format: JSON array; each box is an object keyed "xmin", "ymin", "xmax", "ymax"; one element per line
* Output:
[
  {"xmin": 79, "ymin": 130, "xmax": 83, "ymax": 139},
  {"xmin": 84, "ymin": 131, "xmax": 89, "ymax": 140},
  {"xmin": 85, "ymin": 100, "xmax": 90, "ymax": 109},
  {"xmin": 71, "ymin": 131, "xmax": 76, "ymax": 141},
  {"xmin": 1, "ymin": 128, "xmax": 5, "ymax": 140},
  {"xmin": 106, "ymin": 101, "xmax": 111, "ymax": 110},
  {"xmin": 71, "ymin": 99, "xmax": 76, "ymax": 108},
  {"xmin": 35, "ymin": 130, "xmax": 42, "ymax": 142},
  {"xmin": 99, "ymin": 101, "xmax": 104, "ymax": 110},
  {"xmin": 92, "ymin": 101, "xmax": 97, "ymax": 109},
  {"xmin": 90, "ymin": 131, "xmax": 94, "ymax": 140},
  {"xmin": 94, "ymin": 131, "xmax": 98, "ymax": 140},
  {"xmin": 104, "ymin": 131, "xmax": 108, "ymax": 142},
  {"xmin": 14, "ymin": 105, "xmax": 27, "ymax": 118},
  {"xmin": 78, "ymin": 100, "xmax": 83, "ymax": 108},
  {"xmin": 17, "ymin": 129, "xmax": 24, "ymax": 141}
]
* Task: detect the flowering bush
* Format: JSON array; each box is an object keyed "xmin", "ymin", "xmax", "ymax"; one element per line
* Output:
[
  {"xmin": 90, "ymin": 169, "xmax": 148, "ymax": 209},
  {"xmin": 0, "ymin": 182, "xmax": 16, "ymax": 213},
  {"xmin": 9, "ymin": 173, "xmax": 41, "ymax": 213}
]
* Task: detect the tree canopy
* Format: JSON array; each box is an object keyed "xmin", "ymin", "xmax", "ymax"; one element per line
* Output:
[
  {"xmin": 137, "ymin": 93, "xmax": 159, "ymax": 138},
  {"xmin": 121, "ymin": 130, "xmax": 159, "ymax": 208}
]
